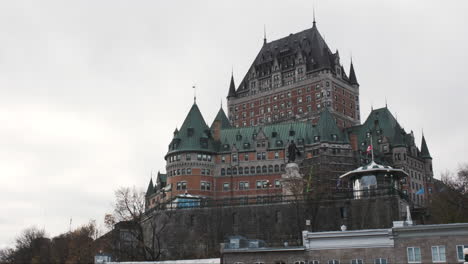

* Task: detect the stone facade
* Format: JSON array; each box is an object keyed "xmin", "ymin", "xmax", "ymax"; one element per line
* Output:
[
  {"xmin": 142, "ymin": 194, "xmax": 407, "ymax": 260},
  {"xmin": 222, "ymin": 223, "xmax": 468, "ymax": 264}
]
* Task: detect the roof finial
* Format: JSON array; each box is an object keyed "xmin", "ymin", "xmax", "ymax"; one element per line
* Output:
[
  {"xmin": 220, "ymin": 98, "xmax": 223, "ymax": 109},
  {"xmin": 192, "ymin": 84, "xmax": 196, "ymax": 104},
  {"xmin": 313, "ymin": 4, "xmax": 316, "ymax": 26},
  {"xmin": 263, "ymin": 24, "xmax": 267, "ymax": 44},
  {"xmin": 385, "ymin": 97, "xmax": 388, "ymax": 108}
]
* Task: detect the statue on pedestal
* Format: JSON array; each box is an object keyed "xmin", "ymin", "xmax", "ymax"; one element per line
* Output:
[{"xmin": 287, "ymin": 140, "xmax": 301, "ymax": 163}]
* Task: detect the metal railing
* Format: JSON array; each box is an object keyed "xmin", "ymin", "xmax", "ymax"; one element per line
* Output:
[{"xmin": 145, "ymin": 187, "xmax": 408, "ymax": 214}]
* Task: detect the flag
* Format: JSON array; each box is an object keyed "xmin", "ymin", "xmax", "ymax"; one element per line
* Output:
[
  {"xmin": 366, "ymin": 145, "xmax": 373, "ymax": 153},
  {"xmin": 416, "ymin": 188, "xmax": 425, "ymax": 195}
]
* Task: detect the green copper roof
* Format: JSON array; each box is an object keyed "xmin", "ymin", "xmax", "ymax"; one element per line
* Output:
[
  {"xmin": 145, "ymin": 178, "xmax": 154, "ymax": 197},
  {"xmin": 157, "ymin": 172, "xmax": 167, "ymax": 185},
  {"xmin": 420, "ymin": 135, "xmax": 432, "ymax": 159},
  {"xmin": 392, "ymin": 124, "xmax": 406, "ymax": 147},
  {"xmin": 210, "ymin": 107, "xmax": 232, "ymax": 129},
  {"xmin": 219, "ymin": 122, "xmax": 315, "ymax": 152},
  {"xmin": 313, "ymin": 107, "xmax": 348, "ymax": 143},
  {"xmin": 166, "ymin": 103, "xmax": 216, "ymax": 157}
]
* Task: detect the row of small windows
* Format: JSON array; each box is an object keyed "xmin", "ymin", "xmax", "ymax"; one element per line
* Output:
[
  {"xmin": 220, "ymin": 165, "xmax": 285, "ymax": 176},
  {"xmin": 221, "ymin": 151, "xmax": 280, "ymax": 162},
  {"xmin": 169, "ymin": 168, "xmax": 211, "ymax": 176},
  {"xmin": 231, "ymin": 82, "xmax": 338, "ymax": 113},
  {"xmin": 222, "ymin": 179, "xmax": 281, "ymax": 191},
  {"xmin": 168, "ymin": 153, "xmax": 212, "ymax": 163}
]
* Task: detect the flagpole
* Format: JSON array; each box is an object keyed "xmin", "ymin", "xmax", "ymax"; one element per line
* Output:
[{"xmin": 370, "ymin": 134, "xmax": 374, "ymax": 162}]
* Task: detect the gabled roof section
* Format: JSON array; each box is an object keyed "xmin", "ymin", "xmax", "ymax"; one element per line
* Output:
[
  {"xmin": 145, "ymin": 178, "xmax": 154, "ymax": 197},
  {"xmin": 227, "ymin": 74, "xmax": 236, "ymax": 98},
  {"xmin": 166, "ymin": 103, "xmax": 216, "ymax": 157},
  {"xmin": 236, "ymin": 24, "xmax": 337, "ymax": 93},
  {"xmin": 420, "ymin": 135, "xmax": 432, "ymax": 159},
  {"xmin": 211, "ymin": 107, "xmax": 232, "ymax": 129},
  {"xmin": 313, "ymin": 108, "xmax": 347, "ymax": 143},
  {"xmin": 349, "ymin": 61, "xmax": 359, "ymax": 85}
]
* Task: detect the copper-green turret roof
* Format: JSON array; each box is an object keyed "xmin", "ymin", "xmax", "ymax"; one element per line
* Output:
[
  {"xmin": 313, "ymin": 107, "xmax": 348, "ymax": 143},
  {"xmin": 166, "ymin": 103, "xmax": 216, "ymax": 158},
  {"xmin": 210, "ymin": 107, "xmax": 232, "ymax": 129},
  {"xmin": 420, "ymin": 134, "xmax": 432, "ymax": 159},
  {"xmin": 145, "ymin": 178, "xmax": 154, "ymax": 197}
]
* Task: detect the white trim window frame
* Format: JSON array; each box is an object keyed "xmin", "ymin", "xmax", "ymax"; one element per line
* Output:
[
  {"xmin": 457, "ymin": 245, "xmax": 468, "ymax": 262},
  {"xmin": 407, "ymin": 247, "xmax": 422, "ymax": 263},
  {"xmin": 431, "ymin": 245, "xmax": 446, "ymax": 263},
  {"xmin": 351, "ymin": 260, "xmax": 363, "ymax": 264},
  {"xmin": 374, "ymin": 258, "xmax": 387, "ymax": 264},
  {"xmin": 328, "ymin": 260, "xmax": 340, "ymax": 264}
]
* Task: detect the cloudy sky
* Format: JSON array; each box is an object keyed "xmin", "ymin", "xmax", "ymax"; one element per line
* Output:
[{"xmin": 1, "ymin": 0, "xmax": 467, "ymax": 248}]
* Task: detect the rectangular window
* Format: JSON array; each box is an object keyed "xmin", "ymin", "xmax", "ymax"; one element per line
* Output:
[
  {"xmin": 431, "ymin": 246, "xmax": 446, "ymax": 262},
  {"xmin": 239, "ymin": 181, "xmax": 249, "ymax": 190},
  {"xmin": 275, "ymin": 180, "xmax": 281, "ymax": 188},
  {"xmin": 201, "ymin": 181, "xmax": 206, "ymax": 190},
  {"xmin": 232, "ymin": 154, "xmax": 238, "ymax": 162},
  {"xmin": 256, "ymin": 181, "xmax": 263, "ymax": 189},
  {"xmin": 206, "ymin": 182, "xmax": 211, "ymax": 190},
  {"xmin": 197, "ymin": 154, "xmax": 202, "ymax": 161},
  {"xmin": 374, "ymin": 258, "xmax": 387, "ymax": 264},
  {"xmin": 407, "ymin": 247, "xmax": 421, "ymax": 263},
  {"xmin": 257, "ymin": 153, "xmax": 261, "ymax": 160},
  {"xmin": 187, "ymin": 168, "xmax": 192, "ymax": 174},
  {"xmin": 176, "ymin": 182, "xmax": 181, "ymax": 190},
  {"xmin": 351, "ymin": 260, "xmax": 363, "ymax": 264},
  {"xmin": 208, "ymin": 155, "xmax": 212, "ymax": 161},
  {"xmin": 244, "ymin": 154, "xmax": 249, "ymax": 161},
  {"xmin": 327, "ymin": 260, "xmax": 339, "ymax": 264},
  {"xmin": 202, "ymin": 154, "xmax": 207, "ymax": 161},
  {"xmin": 186, "ymin": 153, "xmax": 191, "ymax": 160},
  {"xmin": 222, "ymin": 156, "xmax": 226, "ymax": 163},
  {"xmin": 262, "ymin": 152, "xmax": 266, "ymax": 160},
  {"xmin": 223, "ymin": 183, "xmax": 230, "ymax": 191},
  {"xmin": 457, "ymin": 245, "xmax": 468, "ymax": 262},
  {"xmin": 274, "ymin": 151, "xmax": 279, "ymax": 159}
]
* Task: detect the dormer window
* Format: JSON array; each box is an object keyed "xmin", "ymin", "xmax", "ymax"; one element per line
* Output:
[
  {"xmin": 236, "ymin": 134, "xmax": 242, "ymax": 141},
  {"xmin": 252, "ymin": 133, "xmax": 257, "ymax": 139},
  {"xmin": 314, "ymin": 136, "xmax": 320, "ymax": 142},
  {"xmin": 243, "ymin": 143, "xmax": 250, "ymax": 149},
  {"xmin": 223, "ymin": 144, "xmax": 230, "ymax": 150},
  {"xmin": 272, "ymin": 131, "xmax": 278, "ymax": 138},
  {"xmin": 200, "ymin": 138, "xmax": 208, "ymax": 148},
  {"xmin": 366, "ymin": 132, "xmax": 371, "ymax": 138},
  {"xmin": 298, "ymin": 139, "xmax": 304, "ymax": 145},
  {"xmin": 187, "ymin": 128, "xmax": 194, "ymax": 137},
  {"xmin": 276, "ymin": 140, "xmax": 283, "ymax": 146},
  {"xmin": 289, "ymin": 130, "xmax": 295, "ymax": 136},
  {"xmin": 332, "ymin": 134, "xmax": 338, "ymax": 141}
]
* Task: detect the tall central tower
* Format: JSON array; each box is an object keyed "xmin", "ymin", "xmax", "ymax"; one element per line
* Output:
[{"xmin": 227, "ymin": 22, "xmax": 360, "ymax": 129}]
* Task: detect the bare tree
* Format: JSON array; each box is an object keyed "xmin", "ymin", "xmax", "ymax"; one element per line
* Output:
[
  {"xmin": 106, "ymin": 186, "xmax": 171, "ymax": 261},
  {"xmin": 429, "ymin": 164, "xmax": 468, "ymax": 223}
]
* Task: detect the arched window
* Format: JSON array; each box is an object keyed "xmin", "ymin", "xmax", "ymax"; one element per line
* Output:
[
  {"xmin": 268, "ymin": 165, "xmax": 273, "ymax": 173},
  {"xmin": 251, "ymin": 166, "xmax": 255, "ymax": 174},
  {"xmin": 227, "ymin": 168, "xmax": 231, "ymax": 175},
  {"xmin": 245, "ymin": 167, "xmax": 250, "ymax": 174},
  {"xmin": 221, "ymin": 168, "xmax": 225, "ymax": 176},
  {"xmin": 256, "ymin": 166, "xmax": 261, "ymax": 173},
  {"xmin": 262, "ymin": 166, "xmax": 267, "ymax": 173},
  {"xmin": 274, "ymin": 165, "xmax": 280, "ymax": 172},
  {"xmin": 233, "ymin": 167, "xmax": 238, "ymax": 175},
  {"xmin": 238, "ymin": 167, "xmax": 243, "ymax": 175},
  {"xmin": 280, "ymin": 164, "xmax": 285, "ymax": 172}
]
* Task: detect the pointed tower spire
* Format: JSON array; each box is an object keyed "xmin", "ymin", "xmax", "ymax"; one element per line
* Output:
[
  {"xmin": 420, "ymin": 134, "xmax": 432, "ymax": 159},
  {"xmin": 349, "ymin": 60, "xmax": 359, "ymax": 86},
  {"xmin": 227, "ymin": 72, "xmax": 236, "ymax": 98},
  {"xmin": 263, "ymin": 24, "xmax": 267, "ymax": 45},
  {"xmin": 145, "ymin": 177, "xmax": 155, "ymax": 197}
]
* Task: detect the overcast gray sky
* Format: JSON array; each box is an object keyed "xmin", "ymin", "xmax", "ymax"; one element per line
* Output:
[{"xmin": 1, "ymin": 0, "xmax": 467, "ymax": 248}]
